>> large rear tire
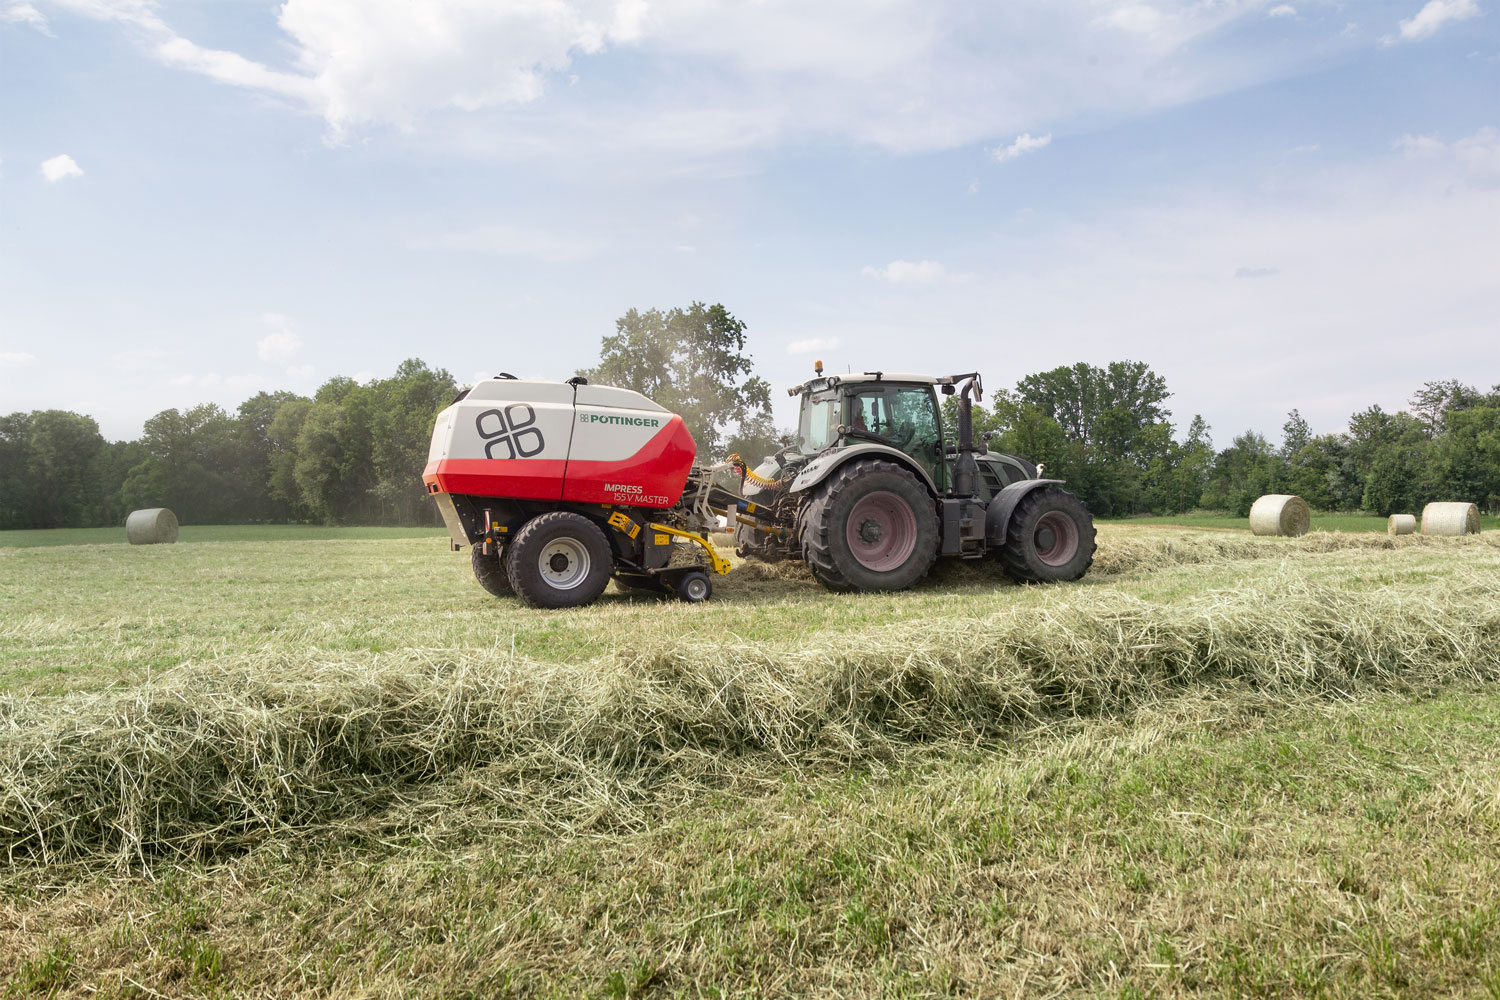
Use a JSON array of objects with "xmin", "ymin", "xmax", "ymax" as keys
[
  {"xmin": 471, "ymin": 544, "xmax": 513, "ymax": 597},
  {"xmin": 998, "ymin": 487, "xmax": 1096, "ymax": 583},
  {"xmin": 802, "ymin": 459, "xmax": 938, "ymax": 592},
  {"xmin": 505, "ymin": 512, "xmax": 614, "ymax": 608}
]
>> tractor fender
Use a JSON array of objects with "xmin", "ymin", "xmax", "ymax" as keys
[
  {"xmin": 787, "ymin": 444, "xmax": 938, "ymax": 496},
  {"xmin": 984, "ymin": 479, "xmax": 1065, "ymax": 546}
]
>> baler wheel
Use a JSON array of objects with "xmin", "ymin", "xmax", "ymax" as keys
[
  {"xmin": 674, "ymin": 571, "xmax": 712, "ymax": 603},
  {"xmin": 505, "ymin": 512, "xmax": 613, "ymax": 608},
  {"xmin": 470, "ymin": 544, "xmax": 513, "ymax": 597}
]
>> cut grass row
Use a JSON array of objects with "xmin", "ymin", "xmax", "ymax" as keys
[{"xmin": 6, "ymin": 686, "xmax": 1500, "ymax": 997}]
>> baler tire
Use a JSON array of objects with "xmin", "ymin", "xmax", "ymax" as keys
[
  {"xmin": 997, "ymin": 486, "xmax": 1096, "ymax": 584},
  {"xmin": 505, "ymin": 512, "xmax": 613, "ymax": 609},
  {"xmin": 471, "ymin": 544, "xmax": 513, "ymax": 597},
  {"xmin": 802, "ymin": 459, "xmax": 938, "ymax": 593},
  {"xmin": 674, "ymin": 571, "xmax": 712, "ymax": 603}
]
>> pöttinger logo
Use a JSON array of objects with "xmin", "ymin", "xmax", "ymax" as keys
[{"xmin": 476, "ymin": 404, "xmax": 545, "ymax": 459}]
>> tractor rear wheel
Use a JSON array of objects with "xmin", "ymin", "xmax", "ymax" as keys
[
  {"xmin": 471, "ymin": 544, "xmax": 513, "ymax": 597},
  {"xmin": 505, "ymin": 512, "xmax": 613, "ymax": 608},
  {"xmin": 803, "ymin": 459, "xmax": 938, "ymax": 592},
  {"xmin": 998, "ymin": 486, "xmax": 1096, "ymax": 583}
]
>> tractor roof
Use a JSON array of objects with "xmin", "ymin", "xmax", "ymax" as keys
[{"xmin": 785, "ymin": 372, "xmax": 977, "ymax": 397}]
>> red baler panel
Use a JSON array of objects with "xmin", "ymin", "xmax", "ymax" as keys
[
  {"xmin": 422, "ymin": 458, "xmax": 567, "ymax": 501},
  {"xmin": 562, "ymin": 416, "xmax": 696, "ymax": 508}
]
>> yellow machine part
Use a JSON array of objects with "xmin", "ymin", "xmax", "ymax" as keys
[{"xmin": 646, "ymin": 523, "xmax": 732, "ymax": 575}]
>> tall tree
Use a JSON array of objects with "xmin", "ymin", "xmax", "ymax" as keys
[{"xmin": 579, "ymin": 302, "xmax": 771, "ymax": 457}]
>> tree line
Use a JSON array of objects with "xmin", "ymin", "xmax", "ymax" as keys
[
  {"xmin": 2, "ymin": 302, "xmax": 1496, "ymax": 530},
  {"xmin": 949, "ymin": 370, "xmax": 1500, "ymax": 518}
]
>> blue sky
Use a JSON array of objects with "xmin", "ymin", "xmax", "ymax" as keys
[{"xmin": 2, "ymin": 0, "xmax": 1497, "ymax": 445}]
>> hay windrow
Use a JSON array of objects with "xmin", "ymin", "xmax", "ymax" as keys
[{"xmin": 3, "ymin": 567, "xmax": 1498, "ymax": 870}]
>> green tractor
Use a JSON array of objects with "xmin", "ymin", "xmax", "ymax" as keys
[{"xmin": 730, "ymin": 368, "xmax": 1096, "ymax": 592}]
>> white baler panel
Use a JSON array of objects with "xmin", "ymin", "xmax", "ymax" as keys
[
  {"xmin": 428, "ymin": 407, "xmax": 454, "ymax": 463},
  {"xmin": 569, "ymin": 404, "xmax": 671, "ymax": 461},
  {"xmin": 465, "ymin": 380, "xmax": 577, "ymax": 405},
  {"xmin": 443, "ymin": 390, "xmax": 575, "ymax": 464},
  {"xmin": 574, "ymin": 384, "xmax": 666, "ymax": 412}
]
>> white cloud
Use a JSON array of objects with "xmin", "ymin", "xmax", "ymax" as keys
[
  {"xmin": 415, "ymin": 224, "xmax": 605, "ymax": 262},
  {"xmin": 1268, "ymin": 4, "xmax": 1297, "ymax": 18},
  {"xmin": 257, "ymin": 313, "xmax": 303, "ymax": 363},
  {"xmin": 0, "ymin": 351, "xmax": 37, "ymax": 368},
  {"xmin": 40, "ymin": 153, "xmax": 82, "ymax": 182},
  {"xmin": 989, "ymin": 132, "xmax": 1052, "ymax": 163},
  {"xmin": 1234, "ymin": 265, "xmax": 1279, "ymax": 278},
  {"xmin": 787, "ymin": 336, "xmax": 840, "ymax": 355},
  {"xmin": 286, "ymin": 364, "xmax": 315, "ymax": 379},
  {"xmin": 1397, "ymin": 0, "xmax": 1480, "ymax": 41},
  {"xmin": 1396, "ymin": 127, "xmax": 1500, "ymax": 182},
  {"xmin": 861, "ymin": 259, "xmax": 956, "ymax": 284},
  {"xmin": 36, "ymin": 0, "xmax": 1375, "ymax": 158},
  {"xmin": 351, "ymin": 370, "xmax": 377, "ymax": 384},
  {"xmin": 2, "ymin": 1, "xmax": 51, "ymax": 33}
]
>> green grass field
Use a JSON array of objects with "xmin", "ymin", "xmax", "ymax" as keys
[{"xmin": 3, "ymin": 525, "xmax": 1499, "ymax": 997}]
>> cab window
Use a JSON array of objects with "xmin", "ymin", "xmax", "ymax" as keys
[{"xmin": 846, "ymin": 386, "xmax": 942, "ymax": 482}]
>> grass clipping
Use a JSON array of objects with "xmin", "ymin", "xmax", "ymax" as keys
[{"xmin": 4, "ymin": 563, "xmax": 1498, "ymax": 870}]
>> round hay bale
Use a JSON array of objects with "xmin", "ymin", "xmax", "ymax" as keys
[
  {"xmin": 1421, "ymin": 502, "xmax": 1481, "ymax": 536},
  {"xmin": 1248, "ymin": 494, "xmax": 1310, "ymax": 537},
  {"xmin": 126, "ymin": 508, "xmax": 179, "ymax": 545},
  {"xmin": 1387, "ymin": 513, "xmax": 1418, "ymax": 536}
]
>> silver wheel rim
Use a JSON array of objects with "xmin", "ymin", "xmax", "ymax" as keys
[
  {"xmin": 538, "ymin": 537, "xmax": 591, "ymax": 590},
  {"xmin": 685, "ymin": 577, "xmax": 708, "ymax": 600}
]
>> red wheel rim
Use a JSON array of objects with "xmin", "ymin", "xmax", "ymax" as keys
[
  {"xmin": 845, "ymin": 491, "xmax": 917, "ymax": 572},
  {"xmin": 1033, "ymin": 510, "xmax": 1080, "ymax": 566}
]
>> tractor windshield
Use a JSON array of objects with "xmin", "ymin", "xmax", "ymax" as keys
[{"xmin": 796, "ymin": 390, "xmax": 840, "ymax": 453}]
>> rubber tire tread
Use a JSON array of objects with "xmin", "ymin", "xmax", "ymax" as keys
[
  {"xmin": 802, "ymin": 459, "xmax": 939, "ymax": 593},
  {"xmin": 504, "ymin": 511, "xmax": 614, "ymax": 608},
  {"xmin": 471, "ymin": 544, "xmax": 513, "ymax": 597},
  {"xmin": 997, "ymin": 486, "xmax": 1097, "ymax": 584}
]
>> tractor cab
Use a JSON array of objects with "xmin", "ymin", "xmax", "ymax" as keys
[{"xmin": 794, "ymin": 373, "xmax": 946, "ymax": 487}]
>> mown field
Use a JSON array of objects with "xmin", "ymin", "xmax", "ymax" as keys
[{"xmin": 2, "ymin": 524, "xmax": 1499, "ymax": 998}]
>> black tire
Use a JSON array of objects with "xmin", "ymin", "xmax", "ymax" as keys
[
  {"xmin": 998, "ymin": 487, "xmax": 1096, "ymax": 584},
  {"xmin": 471, "ymin": 544, "xmax": 513, "ymax": 597},
  {"xmin": 802, "ymin": 459, "xmax": 939, "ymax": 592},
  {"xmin": 504, "ymin": 512, "xmax": 613, "ymax": 609},
  {"xmin": 674, "ymin": 571, "xmax": 712, "ymax": 603}
]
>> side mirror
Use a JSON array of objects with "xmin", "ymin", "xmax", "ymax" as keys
[{"xmin": 941, "ymin": 384, "xmax": 956, "ymax": 395}]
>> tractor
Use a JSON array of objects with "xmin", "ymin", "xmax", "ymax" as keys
[{"xmin": 423, "ymin": 367, "xmax": 1094, "ymax": 608}]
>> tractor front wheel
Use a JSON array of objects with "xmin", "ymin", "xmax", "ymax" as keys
[
  {"xmin": 803, "ymin": 459, "xmax": 938, "ymax": 592},
  {"xmin": 471, "ymin": 543, "xmax": 513, "ymax": 597},
  {"xmin": 505, "ymin": 512, "xmax": 614, "ymax": 608},
  {"xmin": 998, "ymin": 487, "xmax": 1096, "ymax": 583}
]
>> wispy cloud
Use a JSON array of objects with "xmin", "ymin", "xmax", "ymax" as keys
[
  {"xmin": 1268, "ymin": 5, "xmax": 1298, "ymax": 18},
  {"xmin": 861, "ymin": 259, "xmax": 967, "ymax": 284},
  {"xmin": 1, "ymin": 1, "xmax": 51, "ymax": 34},
  {"xmin": 1234, "ymin": 266, "xmax": 1280, "ymax": 278},
  {"xmin": 0, "ymin": 351, "xmax": 37, "ymax": 368},
  {"xmin": 257, "ymin": 313, "xmax": 303, "ymax": 363},
  {"xmin": 787, "ymin": 336, "xmax": 839, "ymax": 355},
  {"xmin": 40, "ymin": 153, "xmax": 82, "ymax": 182},
  {"xmin": 989, "ymin": 132, "xmax": 1052, "ymax": 163},
  {"xmin": 1397, "ymin": 0, "xmax": 1480, "ymax": 41}
]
